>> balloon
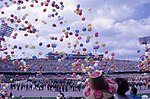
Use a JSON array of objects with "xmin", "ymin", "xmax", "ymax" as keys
[
  {"xmin": 82, "ymin": 27, "xmax": 86, "ymax": 31},
  {"xmin": 80, "ymin": 43, "xmax": 83, "ymax": 47},
  {"xmin": 82, "ymin": 17, "xmax": 86, "ymax": 21},
  {"xmin": 58, "ymin": 59, "xmax": 62, "ymax": 62},
  {"xmin": 39, "ymin": 42, "xmax": 43, "ymax": 46},
  {"xmin": 137, "ymin": 50, "xmax": 140, "ymax": 53},
  {"xmin": 77, "ymin": 4, "xmax": 80, "ymax": 8},
  {"xmin": 47, "ymin": 44, "xmax": 51, "ymax": 48},
  {"xmin": 36, "ymin": 34, "xmax": 39, "ymax": 38},
  {"xmin": 95, "ymin": 41, "xmax": 99, "ymax": 44},
  {"xmin": 14, "ymin": 45, "xmax": 17, "ymax": 48},
  {"xmin": 38, "ymin": 52, "xmax": 42, "ymax": 55},
  {"xmin": 95, "ymin": 32, "xmax": 98, "ymax": 37},
  {"xmin": 105, "ymin": 51, "xmax": 108, "ymax": 54},
  {"xmin": 12, "ymin": 36, "xmax": 16, "ymax": 39},
  {"xmin": 86, "ymin": 39, "xmax": 90, "ymax": 43},
  {"xmin": 52, "ymin": 24, "xmax": 56, "ymax": 27},
  {"xmin": 75, "ymin": 29, "xmax": 79, "ymax": 33},
  {"xmin": 75, "ymin": 33, "xmax": 79, "ymax": 37},
  {"xmin": 111, "ymin": 52, "xmax": 115, "ymax": 56},
  {"xmin": 66, "ymin": 27, "xmax": 70, "ymax": 30},
  {"xmin": 19, "ymin": 47, "xmax": 22, "ymax": 50},
  {"xmin": 102, "ymin": 44, "xmax": 106, "ymax": 47}
]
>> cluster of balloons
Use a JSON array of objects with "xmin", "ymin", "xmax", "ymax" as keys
[{"xmin": 12, "ymin": 59, "xmax": 31, "ymax": 71}]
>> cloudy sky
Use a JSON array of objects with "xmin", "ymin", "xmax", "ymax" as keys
[{"xmin": 0, "ymin": 0, "xmax": 150, "ymax": 60}]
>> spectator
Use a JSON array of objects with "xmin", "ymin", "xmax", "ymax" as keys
[
  {"xmin": 141, "ymin": 95, "xmax": 149, "ymax": 99},
  {"xmin": 114, "ymin": 78, "xmax": 132, "ymax": 99},
  {"xmin": 83, "ymin": 71, "xmax": 118, "ymax": 99},
  {"xmin": 128, "ymin": 87, "xmax": 141, "ymax": 99},
  {"xmin": 56, "ymin": 92, "xmax": 65, "ymax": 99}
]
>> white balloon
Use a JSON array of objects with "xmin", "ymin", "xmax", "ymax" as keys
[{"xmin": 58, "ymin": 59, "xmax": 62, "ymax": 62}]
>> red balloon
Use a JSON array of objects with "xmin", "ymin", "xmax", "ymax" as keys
[
  {"xmin": 52, "ymin": 24, "xmax": 56, "ymax": 27},
  {"xmin": 83, "ymin": 48, "xmax": 86, "ymax": 51},
  {"xmin": 47, "ymin": 44, "xmax": 51, "ymax": 48}
]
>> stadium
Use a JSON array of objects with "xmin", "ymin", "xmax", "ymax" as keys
[{"xmin": 0, "ymin": 0, "xmax": 150, "ymax": 99}]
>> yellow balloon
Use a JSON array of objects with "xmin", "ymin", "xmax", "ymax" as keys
[
  {"xmin": 88, "ymin": 27, "xmax": 92, "ymax": 32},
  {"xmin": 22, "ymin": 6, "xmax": 26, "ymax": 9},
  {"xmin": 72, "ymin": 63, "xmax": 75, "ymax": 66},
  {"xmin": 25, "ymin": 56, "xmax": 29, "ymax": 60},
  {"xmin": 81, "ymin": 64, "xmax": 84, "ymax": 69},
  {"xmin": 7, "ymin": 18, "xmax": 10, "ymax": 21},
  {"xmin": 95, "ymin": 41, "xmax": 99, "ymax": 44},
  {"xmin": 88, "ymin": 24, "xmax": 91, "ymax": 27},
  {"xmin": 86, "ymin": 67, "xmax": 89, "ymax": 71},
  {"xmin": 88, "ymin": 72, "xmax": 91, "ymax": 76},
  {"xmin": 82, "ymin": 51, "xmax": 86, "ymax": 55},
  {"xmin": 102, "ymin": 44, "xmax": 106, "ymax": 47},
  {"xmin": 95, "ymin": 70, "xmax": 99, "ymax": 72},
  {"xmin": 62, "ymin": 29, "xmax": 65, "ymax": 32},
  {"xmin": 17, "ymin": 18, "xmax": 21, "ymax": 23}
]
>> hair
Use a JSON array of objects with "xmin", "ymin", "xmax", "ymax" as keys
[
  {"xmin": 114, "ymin": 78, "xmax": 129, "ymax": 95},
  {"xmin": 131, "ymin": 87, "xmax": 137, "ymax": 95}
]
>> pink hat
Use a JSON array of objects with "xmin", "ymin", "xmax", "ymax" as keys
[{"xmin": 83, "ymin": 71, "xmax": 118, "ymax": 99}]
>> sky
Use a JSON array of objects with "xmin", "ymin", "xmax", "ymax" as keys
[{"xmin": 0, "ymin": 0, "xmax": 150, "ymax": 60}]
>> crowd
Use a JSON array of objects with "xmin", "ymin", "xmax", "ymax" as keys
[
  {"xmin": 0, "ymin": 73, "xmax": 150, "ymax": 99},
  {"xmin": 0, "ymin": 58, "xmax": 141, "ymax": 72}
]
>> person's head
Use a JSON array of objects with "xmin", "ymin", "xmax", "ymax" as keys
[
  {"xmin": 114, "ymin": 78, "xmax": 129, "ymax": 95},
  {"xmin": 141, "ymin": 95, "xmax": 149, "ymax": 99},
  {"xmin": 130, "ymin": 87, "xmax": 137, "ymax": 95},
  {"xmin": 56, "ymin": 92, "xmax": 65, "ymax": 99},
  {"xmin": 83, "ymin": 71, "xmax": 118, "ymax": 99}
]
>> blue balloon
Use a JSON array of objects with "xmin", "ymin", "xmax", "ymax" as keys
[
  {"xmin": 75, "ymin": 29, "xmax": 79, "ymax": 33},
  {"xmin": 39, "ymin": 42, "xmax": 43, "ymax": 46},
  {"xmin": 86, "ymin": 39, "xmax": 90, "ymax": 43},
  {"xmin": 68, "ymin": 54, "xmax": 73, "ymax": 59},
  {"xmin": 145, "ymin": 49, "xmax": 148, "ymax": 52},
  {"xmin": 77, "ymin": 4, "xmax": 80, "ymax": 8},
  {"xmin": 88, "ymin": 53, "xmax": 92, "ymax": 56},
  {"xmin": 19, "ymin": 28, "xmax": 23, "ymax": 31},
  {"xmin": 82, "ymin": 28, "xmax": 86, "ymax": 32},
  {"xmin": 4, "ymin": 52, "xmax": 8, "ymax": 54},
  {"xmin": 32, "ymin": 55, "xmax": 37, "ymax": 59},
  {"xmin": 137, "ymin": 50, "xmax": 140, "ymax": 53},
  {"xmin": 66, "ymin": 27, "xmax": 70, "ymax": 30},
  {"xmin": 66, "ymin": 74, "xmax": 70, "ymax": 77},
  {"xmin": 80, "ymin": 43, "xmax": 83, "ymax": 47},
  {"xmin": 52, "ymin": 1, "xmax": 55, "ymax": 4},
  {"xmin": 32, "ymin": 28, "xmax": 36, "ymax": 33},
  {"xmin": 14, "ymin": 45, "xmax": 17, "ymax": 48},
  {"xmin": 55, "ymin": 12, "xmax": 58, "ymax": 16}
]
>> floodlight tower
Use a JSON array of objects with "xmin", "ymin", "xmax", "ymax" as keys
[
  {"xmin": 93, "ymin": 45, "xmax": 99, "ymax": 55},
  {"xmin": 51, "ymin": 43, "xmax": 57, "ymax": 53}
]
